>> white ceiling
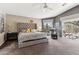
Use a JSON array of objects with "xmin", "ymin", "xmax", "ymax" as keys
[{"xmin": 0, "ymin": 3, "xmax": 78, "ymax": 19}]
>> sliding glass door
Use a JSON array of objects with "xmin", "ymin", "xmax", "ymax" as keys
[{"xmin": 62, "ymin": 18, "xmax": 79, "ymax": 39}]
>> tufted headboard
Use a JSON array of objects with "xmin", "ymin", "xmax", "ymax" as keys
[{"xmin": 17, "ymin": 23, "xmax": 37, "ymax": 32}]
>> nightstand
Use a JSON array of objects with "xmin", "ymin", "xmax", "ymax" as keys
[
  {"xmin": 7, "ymin": 32, "xmax": 19, "ymax": 40},
  {"xmin": 51, "ymin": 34, "xmax": 58, "ymax": 39},
  {"xmin": 50, "ymin": 29, "xmax": 58, "ymax": 39}
]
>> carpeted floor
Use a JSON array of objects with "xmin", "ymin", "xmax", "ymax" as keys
[{"xmin": 0, "ymin": 37, "xmax": 79, "ymax": 55}]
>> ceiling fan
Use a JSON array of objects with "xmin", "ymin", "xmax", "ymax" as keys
[{"xmin": 42, "ymin": 3, "xmax": 53, "ymax": 10}]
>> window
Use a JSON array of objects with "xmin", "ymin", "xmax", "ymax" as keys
[{"xmin": 0, "ymin": 15, "xmax": 4, "ymax": 33}]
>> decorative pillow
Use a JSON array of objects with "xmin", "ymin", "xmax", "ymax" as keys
[
  {"xmin": 27, "ymin": 29, "xmax": 32, "ymax": 32},
  {"xmin": 21, "ymin": 29, "xmax": 27, "ymax": 32}
]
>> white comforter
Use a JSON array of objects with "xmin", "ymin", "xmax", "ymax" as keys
[{"xmin": 18, "ymin": 32, "xmax": 47, "ymax": 42}]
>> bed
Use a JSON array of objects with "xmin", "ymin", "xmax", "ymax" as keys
[
  {"xmin": 17, "ymin": 23, "xmax": 48, "ymax": 48},
  {"xmin": 18, "ymin": 32, "xmax": 48, "ymax": 48}
]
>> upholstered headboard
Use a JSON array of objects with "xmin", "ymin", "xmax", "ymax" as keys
[{"xmin": 17, "ymin": 23, "xmax": 37, "ymax": 32}]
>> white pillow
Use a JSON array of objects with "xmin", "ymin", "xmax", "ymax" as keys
[{"xmin": 32, "ymin": 29, "xmax": 38, "ymax": 32}]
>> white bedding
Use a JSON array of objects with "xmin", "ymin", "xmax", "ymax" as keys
[{"xmin": 18, "ymin": 32, "xmax": 48, "ymax": 48}]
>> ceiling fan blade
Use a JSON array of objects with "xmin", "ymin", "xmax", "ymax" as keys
[{"xmin": 47, "ymin": 7, "xmax": 53, "ymax": 10}]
